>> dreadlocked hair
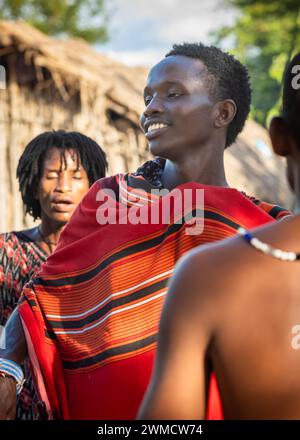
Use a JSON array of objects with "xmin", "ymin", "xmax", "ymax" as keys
[{"xmin": 17, "ymin": 130, "xmax": 108, "ymax": 220}]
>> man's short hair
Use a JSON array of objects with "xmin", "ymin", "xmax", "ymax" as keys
[
  {"xmin": 283, "ymin": 52, "xmax": 300, "ymax": 147},
  {"xmin": 165, "ymin": 43, "xmax": 252, "ymax": 148}
]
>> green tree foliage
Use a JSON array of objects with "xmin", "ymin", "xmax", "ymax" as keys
[
  {"xmin": 0, "ymin": 0, "xmax": 108, "ymax": 43},
  {"xmin": 214, "ymin": 0, "xmax": 300, "ymax": 126}
]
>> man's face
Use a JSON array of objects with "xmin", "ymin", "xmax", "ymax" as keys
[
  {"xmin": 140, "ymin": 55, "xmax": 216, "ymax": 160},
  {"xmin": 37, "ymin": 147, "xmax": 90, "ymax": 225}
]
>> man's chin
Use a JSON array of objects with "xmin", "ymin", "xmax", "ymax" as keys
[
  {"xmin": 51, "ymin": 212, "xmax": 73, "ymax": 225},
  {"xmin": 149, "ymin": 142, "xmax": 171, "ymax": 159},
  {"xmin": 149, "ymin": 143, "xmax": 181, "ymax": 163}
]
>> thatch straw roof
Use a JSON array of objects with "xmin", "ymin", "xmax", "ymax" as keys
[
  {"xmin": 0, "ymin": 20, "xmax": 147, "ymax": 124},
  {"xmin": 225, "ymin": 120, "xmax": 293, "ymax": 207}
]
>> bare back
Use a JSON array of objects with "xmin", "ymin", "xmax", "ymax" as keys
[
  {"xmin": 138, "ymin": 215, "xmax": 300, "ymax": 419},
  {"xmin": 211, "ymin": 216, "xmax": 300, "ymax": 418}
]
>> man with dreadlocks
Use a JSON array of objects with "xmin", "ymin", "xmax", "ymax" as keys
[
  {"xmin": 0, "ymin": 43, "xmax": 291, "ymax": 420},
  {"xmin": 138, "ymin": 52, "xmax": 300, "ymax": 420},
  {"xmin": 0, "ymin": 130, "xmax": 107, "ymax": 419}
]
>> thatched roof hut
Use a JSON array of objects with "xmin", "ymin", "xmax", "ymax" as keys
[
  {"xmin": 224, "ymin": 120, "xmax": 293, "ymax": 207},
  {"xmin": 0, "ymin": 20, "xmax": 293, "ymax": 231}
]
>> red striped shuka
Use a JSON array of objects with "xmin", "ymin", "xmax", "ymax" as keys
[{"xmin": 18, "ymin": 167, "xmax": 290, "ymax": 420}]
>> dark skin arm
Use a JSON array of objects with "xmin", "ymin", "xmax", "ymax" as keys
[
  {"xmin": 137, "ymin": 250, "xmax": 216, "ymax": 420},
  {"xmin": 0, "ymin": 308, "xmax": 27, "ymax": 420}
]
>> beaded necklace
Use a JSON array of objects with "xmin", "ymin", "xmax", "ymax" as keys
[{"xmin": 237, "ymin": 227, "xmax": 300, "ymax": 262}]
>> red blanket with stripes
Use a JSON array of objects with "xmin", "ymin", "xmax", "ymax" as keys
[{"xmin": 18, "ymin": 174, "xmax": 283, "ymax": 419}]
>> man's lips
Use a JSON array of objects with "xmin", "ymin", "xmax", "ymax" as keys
[
  {"xmin": 144, "ymin": 122, "xmax": 170, "ymax": 140},
  {"xmin": 51, "ymin": 198, "xmax": 74, "ymax": 212}
]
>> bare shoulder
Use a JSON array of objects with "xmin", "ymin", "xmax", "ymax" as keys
[
  {"xmin": 163, "ymin": 236, "xmax": 250, "ymax": 333},
  {"xmin": 171, "ymin": 236, "xmax": 247, "ymax": 301}
]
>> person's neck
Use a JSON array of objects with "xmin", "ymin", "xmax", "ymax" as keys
[
  {"xmin": 39, "ymin": 216, "xmax": 65, "ymax": 245},
  {"xmin": 161, "ymin": 149, "xmax": 228, "ymax": 191}
]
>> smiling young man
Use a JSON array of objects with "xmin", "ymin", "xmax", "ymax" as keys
[
  {"xmin": 0, "ymin": 43, "xmax": 290, "ymax": 420},
  {"xmin": 138, "ymin": 53, "xmax": 300, "ymax": 420},
  {"xmin": 141, "ymin": 46, "xmax": 244, "ymax": 190}
]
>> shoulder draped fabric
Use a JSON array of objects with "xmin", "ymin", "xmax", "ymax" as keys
[{"xmin": 18, "ymin": 172, "xmax": 288, "ymax": 419}]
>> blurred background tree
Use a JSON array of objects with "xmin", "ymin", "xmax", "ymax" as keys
[
  {"xmin": 0, "ymin": 0, "xmax": 108, "ymax": 43},
  {"xmin": 214, "ymin": 0, "xmax": 300, "ymax": 127}
]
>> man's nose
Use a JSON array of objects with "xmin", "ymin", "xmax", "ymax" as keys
[
  {"xmin": 143, "ymin": 95, "xmax": 164, "ymax": 118},
  {"xmin": 55, "ymin": 174, "xmax": 72, "ymax": 192}
]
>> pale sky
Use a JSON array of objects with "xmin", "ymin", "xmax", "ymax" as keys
[{"xmin": 99, "ymin": 0, "xmax": 237, "ymax": 66}]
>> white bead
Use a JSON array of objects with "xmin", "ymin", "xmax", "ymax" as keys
[
  {"xmin": 287, "ymin": 252, "xmax": 296, "ymax": 261},
  {"xmin": 242, "ymin": 229, "xmax": 299, "ymax": 262},
  {"xmin": 273, "ymin": 249, "xmax": 283, "ymax": 258}
]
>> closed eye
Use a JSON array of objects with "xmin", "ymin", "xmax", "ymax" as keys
[{"xmin": 73, "ymin": 171, "xmax": 84, "ymax": 180}]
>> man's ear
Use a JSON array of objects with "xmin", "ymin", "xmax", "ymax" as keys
[
  {"xmin": 214, "ymin": 99, "xmax": 237, "ymax": 128},
  {"xmin": 269, "ymin": 116, "xmax": 292, "ymax": 157}
]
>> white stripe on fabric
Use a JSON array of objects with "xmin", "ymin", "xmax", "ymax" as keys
[
  {"xmin": 54, "ymin": 290, "xmax": 167, "ymax": 335},
  {"xmin": 120, "ymin": 195, "xmax": 144, "ymax": 207},
  {"xmin": 46, "ymin": 269, "xmax": 173, "ymax": 320},
  {"xmin": 119, "ymin": 180, "xmax": 154, "ymax": 203}
]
